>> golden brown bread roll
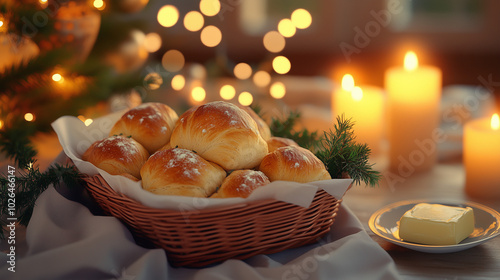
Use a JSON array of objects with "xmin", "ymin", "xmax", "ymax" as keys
[
  {"xmin": 211, "ymin": 170, "xmax": 270, "ymax": 198},
  {"xmin": 266, "ymin": 136, "xmax": 299, "ymax": 153},
  {"xmin": 170, "ymin": 101, "xmax": 268, "ymax": 171},
  {"xmin": 140, "ymin": 148, "xmax": 226, "ymax": 197},
  {"xmin": 82, "ymin": 135, "xmax": 149, "ymax": 180},
  {"xmin": 109, "ymin": 102, "xmax": 179, "ymax": 154},
  {"xmin": 238, "ymin": 105, "xmax": 271, "ymax": 141},
  {"xmin": 259, "ymin": 145, "xmax": 331, "ymax": 183}
]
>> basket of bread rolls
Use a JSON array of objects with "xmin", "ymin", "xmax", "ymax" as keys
[{"xmin": 56, "ymin": 100, "xmax": 357, "ymax": 267}]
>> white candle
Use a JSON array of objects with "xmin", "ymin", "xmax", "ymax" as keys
[
  {"xmin": 333, "ymin": 74, "xmax": 385, "ymax": 155},
  {"xmin": 464, "ymin": 114, "xmax": 500, "ymax": 198},
  {"xmin": 385, "ymin": 51, "xmax": 442, "ymax": 173}
]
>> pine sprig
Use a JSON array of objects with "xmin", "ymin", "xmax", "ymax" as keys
[
  {"xmin": 269, "ymin": 110, "xmax": 322, "ymax": 151},
  {"xmin": 315, "ymin": 115, "xmax": 380, "ymax": 186},
  {"xmin": 0, "ymin": 162, "xmax": 82, "ymax": 239}
]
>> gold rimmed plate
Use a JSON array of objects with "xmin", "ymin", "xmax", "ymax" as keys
[{"xmin": 368, "ymin": 199, "xmax": 500, "ymax": 253}]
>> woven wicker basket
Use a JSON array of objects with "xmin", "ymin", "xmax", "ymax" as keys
[{"xmin": 83, "ymin": 174, "xmax": 343, "ymax": 267}]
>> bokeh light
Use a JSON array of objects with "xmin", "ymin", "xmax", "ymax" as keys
[
  {"xmin": 162, "ymin": 49, "xmax": 185, "ymax": 72},
  {"xmin": 278, "ymin": 19, "xmax": 296, "ymax": 38},
  {"xmin": 158, "ymin": 5, "xmax": 179, "ymax": 28},
  {"xmin": 84, "ymin": 119, "xmax": 93, "ymax": 126},
  {"xmin": 24, "ymin": 113, "xmax": 35, "ymax": 122},
  {"xmin": 52, "ymin": 73, "xmax": 64, "ymax": 82},
  {"xmin": 270, "ymin": 82, "xmax": 286, "ymax": 99},
  {"xmin": 200, "ymin": 25, "xmax": 222, "ymax": 47},
  {"xmin": 144, "ymin": 33, "xmax": 162, "ymax": 53},
  {"xmin": 272, "ymin": 56, "xmax": 291, "ymax": 74},
  {"xmin": 291, "ymin": 8, "xmax": 312, "ymax": 29},
  {"xmin": 144, "ymin": 72, "xmax": 163, "ymax": 90},
  {"xmin": 200, "ymin": 0, "xmax": 221, "ymax": 17},
  {"xmin": 191, "ymin": 86, "xmax": 206, "ymax": 102},
  {"xmin": 171, "ymin": 74, "xmax": 185, "ymax": 91},
  {"xmin": 93, "ymin": 0, "xmax": 105, "ymax": 10},
  {"xmin": 184, "ymin": 11, "xmax": 204, "ymax": 32},
  {"xmin": 238, "ymin": 91, "xmax": 253, "ymax": 106},
  {"xmin": 263, "ymin": 31, "xmax": 285, "ymax": 53},
  {"xmin": 233, "ymin": 63, "xmax": 252, "ymax": 80},
  {"xmin": 220, "ymin": 84, "xmax": 236, "ymax": 100},
  {"xmin": 253, "ymin": 71, "xmax": 271, "ymax": 87}
]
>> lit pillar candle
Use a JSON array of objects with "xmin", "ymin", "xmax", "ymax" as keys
[
  {"xmin": 464, "ymin": 114, "xmax": 500, "ymax": 198},
  {"xmin": 333, "ymin": 74, "xmax": 385, "ymax": 155},
  {"xmin": 385, "ymin": 51, "xmax": 442, "ymax": 173}
]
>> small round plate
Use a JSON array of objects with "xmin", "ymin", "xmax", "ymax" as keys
[{"xmin": 368, "ymin": 199, "xmax": 500, "ymax": 253}]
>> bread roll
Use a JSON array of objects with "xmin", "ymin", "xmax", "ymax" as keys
[
  {"xmin": 82, "ymin": 135, "xmax": 149, "ymax": 180},
  {"xmin": 170, "ymin": 101, "xmax": 268, "ymax": 171},
  {"xmin": 239, "ymin": 105, "xmax": 271, "ymax": 141},
  {"xmin": 140, "ymin": 148, "xmax": 226, "ymax": 197},
  {"xmin": 211, "ymin": 170, "xmax": 270, "ymax": 198},
  {"xmin": 267, "ymin": 136, "xmax": 299, "ymax": 153},
  {"xmin": 109, "ymin": 102, "xmax": 179, "ymax": 154},
  {"xmin": 259, "ymin": 146, "xmax": 331, "ymax": 183}
]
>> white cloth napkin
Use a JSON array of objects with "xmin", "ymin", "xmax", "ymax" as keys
[{"xmin": 0, "ymin": 183, "xmax": 402, "ymax": 280}]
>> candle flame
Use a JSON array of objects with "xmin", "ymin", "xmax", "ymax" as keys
[
  {"xmin": 491, "ymin": 114, "xmax": 499, "ymax": 130},
  {"xmin": 351, "ymin": 86, "xmax": 363, "ymax": 101},
  {"xmin": 404, "ymin": 51, "xmax": 418, "ymax": 71},
  {"xmin": 341, "ymin": 74, "xmax": 355, "ymax": 92}
]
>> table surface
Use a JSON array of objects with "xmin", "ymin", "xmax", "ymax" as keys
[{"xmin": 343, "ymin": 154, "xmax": 500, "ymax": 279}]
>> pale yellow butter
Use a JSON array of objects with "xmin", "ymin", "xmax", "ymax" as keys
[{"xmin": 399, "ymin": 203, "xmax": 475, "ymax": 245}]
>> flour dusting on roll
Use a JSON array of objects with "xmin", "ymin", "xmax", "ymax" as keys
[
  {"xmin": 82, "ymin": 135, "xmax": 149, "ymax": 180},
  {"xmin": 170, "ymin": 101, "xmax": 268, "ymax": 170},
  {"xmin": 259, "ymin": 145, "xmax": 331, "ymax": 183},
  {"xmin": 211, "ymin": 170, "xmax": 270, "ymax": 198},
  {"xmin": 141, "ymin": 148, "xmax": 226, "ymax": 197},
  {"xmin": 110, "ymin": 102, "xmax": 178, "ymax": 154}
]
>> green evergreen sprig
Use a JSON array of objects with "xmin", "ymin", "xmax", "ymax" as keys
[
  {"xmin": 269, "ymin": 110, "xmax": 322, "ymax": 151},
  {"xmin": 0, "ymin": 162, "xmax": 82, "ymax": 239},
  {"xmin": 315, "ymin": 115, "xmax": 380, "ymax": 186}
]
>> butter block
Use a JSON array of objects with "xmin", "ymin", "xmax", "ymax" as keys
[{"xmin": 399, "ymin": 203, "xmax": 475, "ymax": 245}]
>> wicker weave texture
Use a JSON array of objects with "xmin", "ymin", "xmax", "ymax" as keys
[{"xmin": 84, "ymin": 175, "xmax": 341, "ymax": 267}]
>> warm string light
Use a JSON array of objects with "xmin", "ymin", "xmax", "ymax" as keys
[
  {"xmin": 52, "ymin": 73, "xmax": 64, "ymax": 83},
  {"xmin": 270, "ymin": 82, "xmax": 286, "ymax": 99},
  {"xmin": 238, "ymin": 91, "xmax": 253, "ymax": 106},
  {"xmin": 253, "ymin": 71, "xmax": 271, "ymax": 87},
  {"xmin": 220, "ymin": 85, "xmax": 236, "ymax": 100},
  {"xmin": 272, "ymin": 56, "xmax": 291, "ymax": 74},
  {"xmin": 191, "ymin": 86, "xmax": 206, "ymax": 102},
  {"xmin": 184, "ymin": 11, "xmax": 204, "ymax": 32},
  {"xmin": 162, "ymin": 49, "xmax": 185, "ymax": 72},
  {"xmin": 158, "ymin": 5, "xmax": 179, "ymax": 27},
  {"xmin": 78, "ymin": 115, "xmax": 93, "ymax": 126},
  {"xmin": 291, "ymin": 8, "xmax": 312, "ymax": 29},
  {"xmin": 144, "ymin": 33, "xmax": 162, "ymax": 53},
  {"xmin": 233, "ymin": 63, "xmax": 252, "ymax": 80},
  {"xmin": 171, "ymin": 74, "xmax": 185, "ymax": 91},
  {"xmin": 200, "ymin": 25, "xmax": 222, "ymax": 47},
  {"xmin": 93, "ymin": 0, "xmax": 105, "ymax": 11},
  {"xmin": 24, "ymin": 113, "xmax": 35, "ymax": 122},
  {"xmin": 199, "ymin": 0, "xmax": 221, "ymax": 17}
]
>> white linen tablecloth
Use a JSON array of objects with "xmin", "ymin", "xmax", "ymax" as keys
[{"xmin": 0, "ymin": 170, "xmax": 402, "ymax": 280}]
